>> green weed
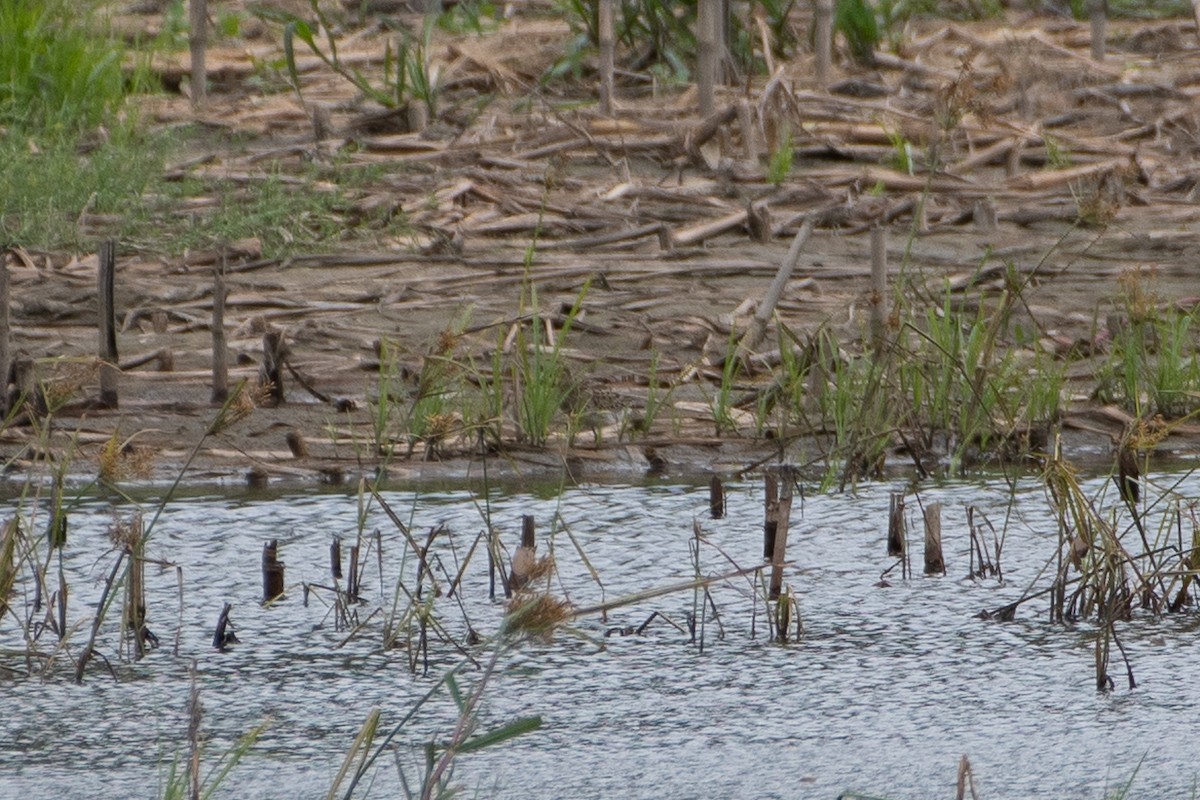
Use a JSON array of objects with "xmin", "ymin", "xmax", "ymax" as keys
[
  {"xmin": 512, "ymin": 282, "xmax": 589, "ymax": 446},
  {"xmin": 1098, "ymin": 270, "xmax": 1200, "ymax": 419},
  {"xmin": 0, "ymin": 0, "xmax": 136, "ymax": 136},
  {"xmin": 154, "ymin": 0, "xmax": 191, "ymax": 51},
  {"xmin": 0, "ymin": 130, "xmax": 168, "ymax": 250},
  {"xmin": 635, "ymin": 351, "xmax": 676, "ymax": 437},
  {"xmin": 437, "ymin": 0, "xmax": 502, "ymax": 34},
  {"xmin": 768, "ymin": 128, "xmax": 795, "ymax": 185},
  {"xmin": 275, "ymin": 1, "xmax": 440, "ymax": 115},
  {"xmin": 898, "ymin": 285, "xmax": 1062, "ymax": 469},
  {"xmin": 709, "ymin": 332, "xmax": 743, "ymax": 435},
  {"xmin": 836, "ymin": 0, "xmax": 879, "ymax": 65},
  {"xmin": 1045, "ymin": 135, "xmax": 1071, "ymax": 169},
  {"xmin": 548, "ymin": 0, "xmax": 799, "ymax": 86},
  {"xmin": 886, "ymin": 129, "xmax": 914, "ymax": 175}
]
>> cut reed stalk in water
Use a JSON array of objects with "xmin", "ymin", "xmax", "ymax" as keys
[
  {"xmin": 709, "ymin": 474, "xmax": 725, "ymax": 519},
  {"xmin": 262, "ymin": 540, "xmax": 285, "ymax": 603},
  {"xmin": 956, "ymin": 755, "xmax": 980, "ymax": 800},
  {"xmin": 923, "ymin": 502, "xmax": 945, "ymax": 576},
  {"xmin": 763, "ymin": 469, "xmax": 778, "ymax": 560},
  {"xmin": 347, "ymin": 542, "xmax": 361, "ymax": 602},
  {"xmin": 510, "ymin": 515, "xmax": 536, "ymax": 591},
  {"xmin": 888, "ymin": 491, "xmax": 905, "ymax": 557},
  {"xmin": 123, "ymin": 537, "xmax": 154, "ymax": 660},
  {"xmin": 769, "ymin": 467, "xmax": 794, "ymax": 600},
  {"xmin": 246, "ymin": 467, "xmax": 268, "ymax": 490}
]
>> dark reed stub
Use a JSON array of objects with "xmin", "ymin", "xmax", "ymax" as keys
[
  {"xmin": 767, "ymin": 467, "xmax": 795, "ymax": 601},
  {"xmin": 887, "ymin": 493, "xmax": 905, "ymax": 557},
  {"xmin": 212, "ymin": 602, "xmax": 238, "ymax": 651},
  {"xmin": 97, "ymin": 240, "xmax": 119, "ymax": 410},
  {"xmin": 246, "ymin": 467, "xmax": 269, "ymax": 490},
  {"xmin": 763, "ymin": 470, "xmax": 778, "ymax": 560},
  {"xmin": 710, "ymin": 474, "xmax": 725, "ymax": 519},
  {"xmin": 262, "ymin": 539, "xmax": 285, "ymax": 603},
  {"xmin": 330, "ymin": 537, "xmax": 342, "ymax": 580},
  {"xmin": 285, "ymin": 430, "xmax": 308, "ymax": 459}
]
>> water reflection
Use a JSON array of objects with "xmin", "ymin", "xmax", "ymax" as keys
[{"xmin": 0, "ymin": 473, "xmax": 1198, "ymax": 798}]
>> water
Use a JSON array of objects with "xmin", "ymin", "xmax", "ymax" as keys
[{"xmin": 2, "ymin": 473, "xmax": 1199, "ymax": 799}]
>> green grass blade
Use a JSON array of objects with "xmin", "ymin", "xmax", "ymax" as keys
[{"xmin": 455, "ymin": 715, "xmax": 542, "ymax": 754}]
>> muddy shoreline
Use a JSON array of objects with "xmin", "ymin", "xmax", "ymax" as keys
[{"xmin": 6, "ymin": 5, "xmax": 1200, "ymax": 488}]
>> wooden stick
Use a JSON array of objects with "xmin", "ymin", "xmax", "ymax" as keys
[
  {"xmin": 571, "ymin": 563, "xmax": 766, "ymax": 618},
  {"xmin": 681, "ymin": 104, "xmax": 738, "ymax": 160},
  {"xmin": 119, "ymin": 348, "xmax": 173, "ymax": 372},
  {"xmin": 598, "ymin": 0, "xmax": 615, "ymax": 115},
  {"xmin": 539, "ymin": 222, "xmax": 663, "ymax": 251},
  {"xmin": 211, "ymin": 264, "xmax": 228, "ymax": 404},
  {"xmin": 697, "ymin": 0, "xmax": 719, "ymax": 117},
  {"xmin": 736, "ymin": 217, "xmax": 815, "ymax": 358},
  {"xmin": 1089, "ymin": 0, "xmax": 1107, "ymax": 62},
  {"xmin": 954, "ymin": 135, "xmax": 1024, "ymax": 173},
  {"xmin": 98, "ymin": 240, "xmax": 119, "ymax": 409},
  {"xmin": 815, "ymin": 0, "xmax": 833, "ymax": 88},
  {"xmin": 1006, "ymin": 157, "xmax": 1129, "ymax": 192},
  {"xmin": 672, "ymin": 207, "xmax": 751, "ymax": 248},
  {"xmin": 189, "ymin": 0, "xmax": 208, "ymax": 108}
]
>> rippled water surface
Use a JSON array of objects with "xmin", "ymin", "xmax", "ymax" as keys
[{"xmin": 3, "ymin": 472, "xmax": 1200, "ymax": 799}]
